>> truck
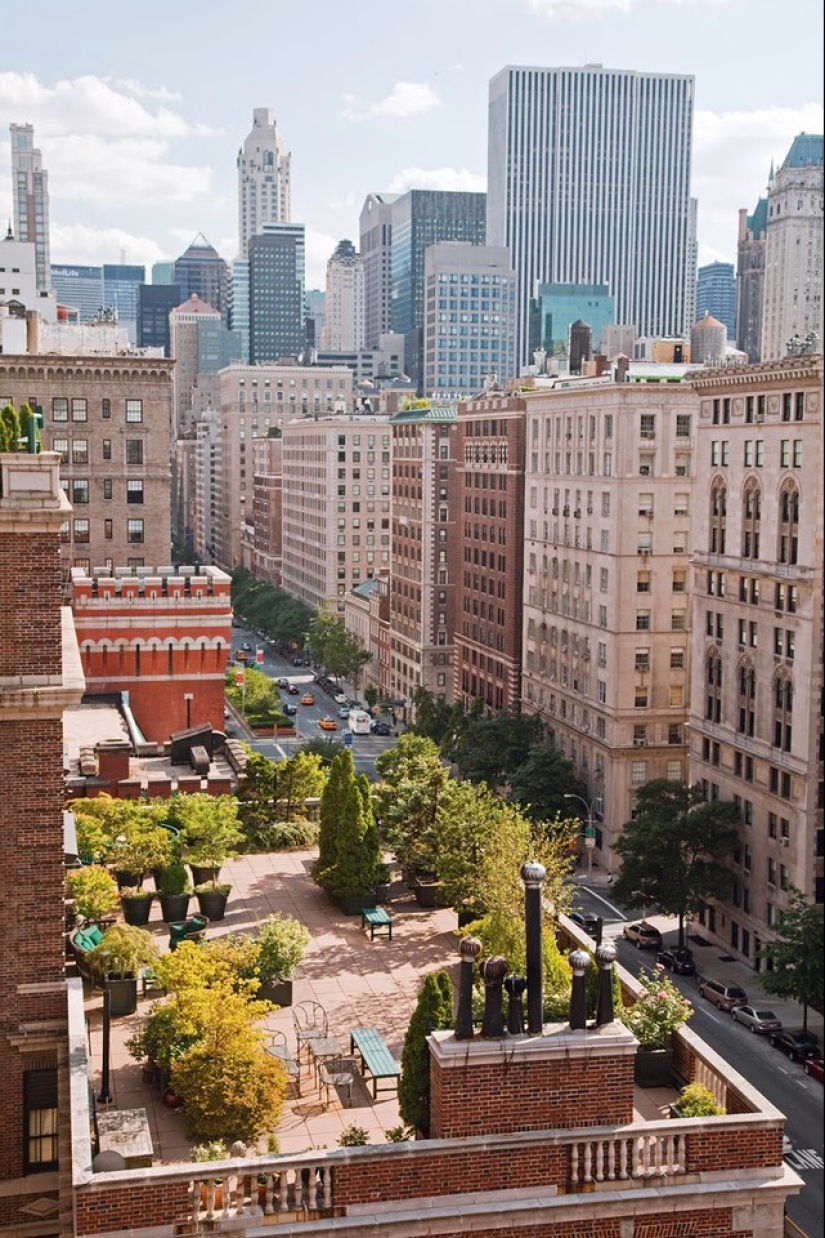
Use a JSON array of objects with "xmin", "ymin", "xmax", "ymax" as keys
[{"xmin": 347, "ymin": 709, "xmax": 372, "ymax": 735}]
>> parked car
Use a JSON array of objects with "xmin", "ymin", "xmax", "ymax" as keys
[
  {"xmin": 622, "ymin": 922, "xmax": 663, "ymax": 951},
  {"xmin": 656, "ymin": 947, "xmax": 696, "ymax": 975},
  {"xmin": 292, "ymin": 657, "xmax": 304, "ymax": 667},
  {"xmin": 318, "ymin": 717, "xmax": 338, "ymax": 731},
  {"xmin": 698, "ymin": 978, "xmax": 749, "ymax": 1011},
  {"xmin": 370, "ymin": 720, "xmax": 392, "ymax": 736},
  {"xmin": 282, "ymin": 702, "xmax": 298, "ymax": 716},
  {"xmin": 767, "ymin": 1028, "xmax": 821, "ymax": 1062},
  {"xmin": 730, "ymin": 1005, "xmax": 783, "ymax": 1034},
  {"xmin": 287, "ymin": 683, "xmax": 301, "ymax": 695},
  {"xmin": 570, "ymin": 911, "xmax": 601, "ymax": 937},
  {"xmin": 300, "ymin": 693, "xmax": 315, "ymax": 706},
  {"xmin": 235, "ymin": 650, "xmax": 249, "ymax": 662},
  {"xmin": 334, "ymin": 693, "xmax": 349, "ymax": 705},
  {"xmin": 803, "ymin": 1056, "xmax": 824, "ymax": 1083},
  {"xmin": 241, "ymin": 641, "xmax": 252, "ymax": 651}
]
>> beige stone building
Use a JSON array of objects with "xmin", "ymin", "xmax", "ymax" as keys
[
  {"xmin": 686, "ymin": 354, "xmax": 823, "ymax": 962},
  {"xmin": 0, "ymin": 353, "xmax": 173, "ymax": 577},
  {"xmin": 211, "ymin": 362, "xmax": 352, "ymax": 570},
  {"xmin": 280, "ymin": 415, "xmax": 391, "ymax": 613},
  {"xmin": 520, "ymin": 374, "xmax": 697, "ymax": 874}
]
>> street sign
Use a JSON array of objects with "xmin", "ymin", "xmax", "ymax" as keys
[
  {"xmin": 256, "ymin": 647, "xmax": 264, "ymax": 665},
  {"xmin": 343, "ymin": 731, "xmax": 353, "ymax": 747},
  {"xmin": 235, "ymin": 668, "xmax": 244, "ymax": 686}
]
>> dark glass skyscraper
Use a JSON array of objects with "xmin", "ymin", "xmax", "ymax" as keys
[
  {"xmin": 696, "ymin": 261, "xmax": 736, "ymax": 339},
  {"xmin": 390, "ymin": 190, "xmax": 487, "ymax": 391},
  {"xmin": 174, "ymin": 234, "xmax": 230, "ymax": 325},
  {"xmin": 248, "ymin": 224, "xmax": 305, "ymax": 363},
  {"xmin": 137, "ymin": 283, "xmax": 181, "ymax": 354}
]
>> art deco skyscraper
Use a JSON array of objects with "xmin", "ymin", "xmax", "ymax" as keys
[
  {"xmin": 237, "ymin": 108, "xmax": 292, "ymax": 258},
  {"xmin": 10, "ymin": 122, "xmax": 51, "ymax": 292},
  {"xmin": 487, "ymin": 65, "xmax": 694, "ymax": 366},
  {"xmin": 321, "ymin": 239, "xmax": 364, "ymax": 352}
]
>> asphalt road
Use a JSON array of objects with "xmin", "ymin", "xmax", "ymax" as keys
[
  {"xmin": 227, "ymin": 626, "xmax": 395, "ymax": 777},
  {"xmin": 572, "ymin": 884, "xmax": 824, "ymax": 1237}
]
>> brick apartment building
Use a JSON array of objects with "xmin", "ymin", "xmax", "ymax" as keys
[
  {"xmin": 71, "ymin": 563, "xmax": 232, "ymax": 743},
  {"xmin": 454, "ymin": 393, "xmax": 528, "ymax": 713},
  {"xmin": 0, "ymin": 354, "xmax": 173, "ymax": 580}
]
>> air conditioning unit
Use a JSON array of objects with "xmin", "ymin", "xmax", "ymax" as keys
[
  {"xmin": 639, "ymin": 547, "xmax": 652, "ymax": 555},
  {"xmin": 563, "ymin": 506, "xmax": 570, "ymax": 516},
  {"xmin": 574, "ymin": 509, "xmax": 581, "ymax": 518},
  {"xmin": 778, "ymin": 837, "xmax": 789, "ymax": 847},
  {"xmin": 633, "ymin": 738, "xmax": 647, "ymax": 747}
]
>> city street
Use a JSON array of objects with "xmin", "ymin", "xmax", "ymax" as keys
[{"xmin": 572, "ymin": 881, "xmax": 824, "ymax": 1237}]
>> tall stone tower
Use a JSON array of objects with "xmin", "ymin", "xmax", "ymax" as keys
[{"xmin": 237, "ymin": 108, "xmax": 292, "ymax": 259}]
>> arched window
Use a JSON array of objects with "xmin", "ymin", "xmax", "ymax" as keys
[
  {"xmin": 772, "ymin": 672, "xmax": 793, "ymax": 753},
  {"xmin": 737, "ymin": 659, "xmax": 756, "ymax": 737},
  {"xmin": 778, "ymin": 483, "xmax": 799, "ymax": 565},
  {"xmin": 709, "ymin": 481, "xmax": 727, "ymax": 554},
  {"xmin": 706, "ymin": 650, "xmax": 722, "ymax": 723},
  {"xmin": 741, "ymin": 480, "xmax": 762, "ymax": 559}
]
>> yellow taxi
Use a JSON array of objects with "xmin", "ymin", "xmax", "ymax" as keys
[
  {"xmin": 300, "ymin": 693, "xmax": 315, "ymax": 706},
  {"xmin": 318, "ymin": 716, "xmax": 338, "ymax": 731}
]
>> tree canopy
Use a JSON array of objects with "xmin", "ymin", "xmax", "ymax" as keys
[
  {"xmin": 757, "ymin": 889, "xmax": 824, "ymax": 1031},
  {"xmin": 445, "ymin": 709, "xmax": 545, "ymax": 788},
  {"xmin": 612, "ymin": 780, "xmax": 741, "ymax": 948},
  {"xmin": 305, "ymin": 612, "xmax": 371, "ymax": 684},
  {"xmin": 373, "ymin": 734, "xmax": 451, "ymax": 882}
]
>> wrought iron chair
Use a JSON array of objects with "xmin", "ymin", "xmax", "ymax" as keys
[
  {"xmin": 318, "ymin": 1055, "xmax": 358, "ymax": 1108},
  {"xmin": 292, "ymin": 1002, "xmax": 328, "ymax": 1064},
  {"xmin": 264, "ymin": 1030, "xmax": 301, "ymax": 1095}
]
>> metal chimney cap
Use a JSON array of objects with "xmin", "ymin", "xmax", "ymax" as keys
[
  {"xmin": 568, "ymin": 948, "xmax": 592, "ymax": 975},
  {"xmin": 481, "ymin": 956, "xmax": 509, "ymax": 982},
  {"xmin": 595, "ymin": 942, "xmax": 618, "ymax": 968},
  {"xmin": 520, "ymin": 861, "xmax": 547, "ymax": 887},
  {"xmin": 459, "ymin": 936, "xmax": 482, "ymax": 960}
]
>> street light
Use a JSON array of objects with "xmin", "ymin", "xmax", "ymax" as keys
[{"xmin": 564, "ymin": 793, "xmax": 598, "ymax": 880}]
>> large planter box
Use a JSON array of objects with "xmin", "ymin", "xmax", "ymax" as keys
[
  {"xmin": 414, "ymin": 881, "xmax": 450, "ymax": 909},
  {"xmin": 158, "ymin": 893, "xmax": 191, "ymax": 924},
  {"xmin": 337, "ymin": 893, "xmax": 378, "ymax": 916},
  {"xmin": 258, "ymin": 978, "xmax": 293, "ymax": 1007},
  {"xmin": 120, "ymin": 894, "xmax": 154, "ymax": 926},
  {"xmin": 634, "ymin": 1046, "xmax": 675, "ymax": 1087},
  {"xmin": 105, "ymin": 976, "xmax": 138, "ymax": 1017}
]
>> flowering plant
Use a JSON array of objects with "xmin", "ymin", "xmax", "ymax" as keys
[{"xmin": 623, "ymin": 966, "xmax": 693, "ymax": 1049}]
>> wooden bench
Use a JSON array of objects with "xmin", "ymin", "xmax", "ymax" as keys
[
  {"xmin": 349, "ymin": 1026, "xmax": 400, "ymax": 1099},
  {"xmin": 361, "ymin": 906, "xmax": 392, "ymax": 941}
]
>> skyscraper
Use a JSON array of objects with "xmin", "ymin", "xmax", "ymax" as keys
[
  {"xmin": 696, "ymin": 261, "xmax": 736, "ymax": 339},
  {"xmin": 760, "ymin": 132, "xmax": 824, "ymax": 361},
  {"xmin": 390, "ymin": 189, "xmax": 487, "ymax": 392},
  {"xmin": 487, "ymin": 65, "xmax": 694, "ymax": 367},
  {"xmin": 237, "ymin": 108, "xmax": 292, "ymax": 259},
  {"xmin": 10, "ymin": 122, "xmax": 51, "ymax": 293},
  {"xmin": 321, "ymin": 240, "xmax": 364, "ymax": 352},
  {"xmin": 174, "ymin": 234, "xmax": 230, "ymax": 325},
  {"xmin": 248, "ymin": 224, "xmax": 305, "ymax": 363},
  {"xmin": 359, "ymin": 193, "xmax": 398, "ymax": 348},
  {"xmin": 736, "ymin": 191, "xmax": 768, "ymax": 363}
]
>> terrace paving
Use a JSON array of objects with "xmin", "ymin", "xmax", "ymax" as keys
[{"xmin": 79, "ymin": 849, "xmax": 676, "ymax": 1167}]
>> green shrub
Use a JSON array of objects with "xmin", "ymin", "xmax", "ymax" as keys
[{"xmin": 676, "ymin": 1082, "xmax": 726, "ymax": 1117}]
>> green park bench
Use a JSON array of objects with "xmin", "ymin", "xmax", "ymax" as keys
[
  {"xmin": 349, "ymin": 1026, "xmax": 401, "ymax": 1099},
  {"xmin": 361, "ymin": 906, "xmax": 392, "ymax": 941}
]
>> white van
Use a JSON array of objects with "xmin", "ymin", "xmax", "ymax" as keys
[{"xmin": 348, "ymin": 709, "xmax": 372, "ymax": 735}]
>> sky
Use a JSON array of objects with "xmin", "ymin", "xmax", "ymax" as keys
[{"xmin": 1, "ymin": 0, "xmax": 822, "ymax": 291}]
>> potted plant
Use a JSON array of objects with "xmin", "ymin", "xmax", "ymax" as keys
[
  {"xmin": 157, "ymin": 860, "xmax": 193, "ymax": 923},
  {"xmin": 178, "ymin": 795, "xmax": 243, "ymax": 921},
  {"xmin": 622, "ymin": 965, "xmax": 694, "ymax": 1087},
  {"xmin": 337, "ymin": 1124, "xmax": 370, "ymax": 1147},
  {"xmin": 108, "ymin": 820, "xmax": 175, "ymax": 890},
  {"xmin": 120, "ymin": 885, "xmax": 155, "ymax": 926},
  {"xmin": 85, "ymin": 923, "xmax": 159, "ymax": 1016},
  {"xmin": 253, "ymin": 913, "xmax": 311, "ymax": 1007},
  {"xmin": 671, "ymin": 1081, "xmax": 726, "ymax": 1118},
  {"xmin": 66, "ymin": 865, "xmax": 120, "ymax": 924}
]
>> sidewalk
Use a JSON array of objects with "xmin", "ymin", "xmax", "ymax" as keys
[{"xmin": 581, "ymin": 868, "xmax": 824, "ymax": 1047}]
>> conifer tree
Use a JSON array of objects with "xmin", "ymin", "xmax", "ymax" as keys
[{"xmin": 398, "ymin": 970, "xmax": 454, "ymax": 1136}]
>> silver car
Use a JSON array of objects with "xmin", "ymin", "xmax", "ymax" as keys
[{"xmin": 730, "ymin": 1004, "xmax": 783, "ymax": 1034}]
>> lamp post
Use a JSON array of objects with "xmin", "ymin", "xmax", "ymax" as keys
[{"xmin": 564, "ymin": 793, "xmax": 598, "ymax": 880}]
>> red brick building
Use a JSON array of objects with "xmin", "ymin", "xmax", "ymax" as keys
[{"xmin": 71, "ymin": 564, "xmax": 231, "ymax": 742}]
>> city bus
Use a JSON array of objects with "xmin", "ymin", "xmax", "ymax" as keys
[{"xmin": 347, "ymin": 709, "xmax": 372, "ymax": 735}]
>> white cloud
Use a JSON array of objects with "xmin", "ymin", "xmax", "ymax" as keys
[
  {"xmin": 45, "ymin": 134, "xmax": 213, "ymax": 207},
  {"xmin": 694, "ymin": 102, "xmax": 824, "ymax": 261},
  {"xmin": 387, "ymin": 166, "xmax": 487, "ymax": 195},
  {"xmin": 527, "ymin": 0, "xmax": 635, "ymax": 17},
  {"xmin": 0, "ymin": 72, "xmax": 215, "ymax": 138},
  {"xmin": 108, "ymin": 78, "xmax": 184, "ymax": 103},
  {"xmin": 305, "ymin": 227, "xmax": 339, "ymax": 290},
  {"xmin": 343, "ymin": 81, "xmax": 441, "ymax": 122},
  {"xmin": 50, "ymin": 222, "xmax": 166, "ymax": 269}
]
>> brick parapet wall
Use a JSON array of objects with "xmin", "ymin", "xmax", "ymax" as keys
[{"xmin": 73, "ymin": 1180, "xmax": 191, "ymax": 1234}]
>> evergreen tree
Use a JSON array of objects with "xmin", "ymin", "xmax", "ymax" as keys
[
  {"xmin": 398, "ymin": 970, "xmax": 454, "ymax": 1136},
  {"xmin": 324, "ymin": 777, "xmax": 380, "ymax": 899},
  {"xmin": 316, "ymin": 748, "xmax": 355, "ymax": 882}
]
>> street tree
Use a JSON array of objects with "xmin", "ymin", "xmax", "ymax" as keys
[
  {"xmin": 373, "ymin": 733, "xmax": 450, "ymax": 883},
  {"xmin": 612, "ymin": 780, "xmax": 741, "ymax": 948},
  {"xmin": 408, "ymin": 686, "xmax": 456, "ymax": 747},
  {"xmin": 507, "ymin": 743, "xmax": 582, "ymax": 825},
  {"xmin": 305, "ymin": 613, "xmax": 371, "ymax": 685},
  {"xmin": 447, "ymin": 709, "xmax": 544, "ymax": 789},
  {"xmin": 757, "ymin": 889, "xmax": 824, "ymax": 1031}
]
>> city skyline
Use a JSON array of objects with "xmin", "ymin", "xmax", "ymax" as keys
[{"xmin": 1, "ymin": 0, "xmax": 822, "ymax": 290}]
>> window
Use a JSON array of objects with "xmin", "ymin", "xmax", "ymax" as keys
[
  {"xmin": 102, "ymin": 398, "xmax": 111, "ymax": 419},
  {"xmin": 670, "ymin": 648, "xmax": 685, "ymax": 669},
  {"xmin": 73, "ymin": 518, "xmax": 90, "ymax": 543},
  {"xmin": 71, "ymin": 398, "xmax": 87, "ymax": 422},
  {"xmin": 125, "ymin": 440, "xmax": 143, "ymax": 465},
  {"xmin": 126, "ymin": 480, "xmax": 144, "ymax": 505},
  {"xmin": 24, "ymin": 1069, "xmax": 58, "ymax": 1173},
  {"xmin": 52, "ymin": 397, "xmax": 68, "ymax": 422},
  {"xmin": 634, "ymin": 686, "xmax": 648, "ymax": 708},
  {"xmin": 102, "ymin": 439, "xmax": 112, "ymax": 461},
  {"xmin": 71, "ymin": 479, "xmax": 89, "ymax": 505},
  {"xmin": 71, "ymin": 439, "xmax": 88, "ymax": 465},
  {"xmin": 103, "ymin": 478, "xmax": 113, "ymax": 499},
  {"xmin": 104, "ymin": 518, "xmax": 113, "ymax": 540},
  {"xmin": 52, "ymin": 437, "xmax": 68, "ymax": 463},
  {"xmin": 636, "ymin": 610, "xmax": 650, "ymax": 631},
  {"xmin": 127, "ymin": 519, "xmax": 145, "ymax": 543},
  {"xmin": 631, "ymin": 761, "xmax": 647, "ymax": 784}
]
